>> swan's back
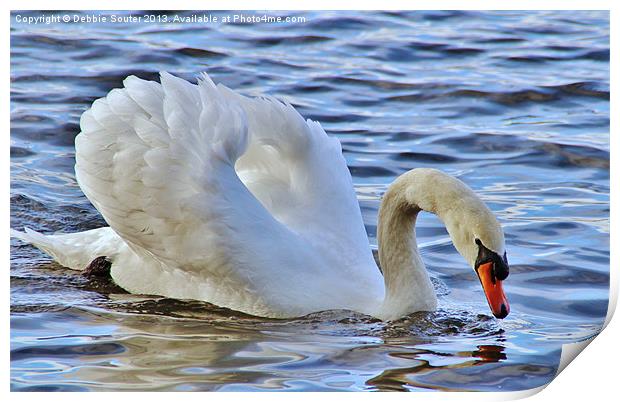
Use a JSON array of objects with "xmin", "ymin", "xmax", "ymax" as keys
[{"xmin": 74, "ymin": 72, "xmax": 382, "ymax": 317}]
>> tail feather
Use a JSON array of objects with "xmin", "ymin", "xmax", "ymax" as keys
[{"xmin": 11, "ymin": 227, "xmax": 124, "ymax": 270}]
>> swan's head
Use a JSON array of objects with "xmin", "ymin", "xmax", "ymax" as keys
[
  {"xmin": 443, "ymin": 196, "xmax": 510, "ymax": 319},
  {"xmin": 449, "ymin": 205, "xmax": 510, "ymax": 319}
]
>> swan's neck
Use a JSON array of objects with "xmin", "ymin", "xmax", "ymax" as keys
[
  {"xmin": 374, "ymin": 168, "xmax": 507, "ymax": 321},
  {"xmin": 376, "ymin": 180, "xmax": 437, "ymax": 320}
]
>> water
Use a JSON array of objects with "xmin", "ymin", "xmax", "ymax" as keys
[{"xmin": 10, "ymin": 10, "xmax": 609, "ymax": 391}]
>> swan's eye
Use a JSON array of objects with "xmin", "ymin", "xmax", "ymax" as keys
[{"xmin": 474, "ymin": 239, "xmax": 493, "ymax": 269}]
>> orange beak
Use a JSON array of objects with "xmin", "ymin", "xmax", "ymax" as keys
[{"xmin": 477, "ymin": 261, "xmax": 510, "ymax": 319}]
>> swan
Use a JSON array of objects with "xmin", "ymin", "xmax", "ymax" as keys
[{"xmin": 11, "ymin": 72, "xmax": 510, "ymax": 321}]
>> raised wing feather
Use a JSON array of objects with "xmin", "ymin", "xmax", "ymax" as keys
[
  {"xmin": 74, "ymin": 72, "xmax": 376, "ymax": 314},
  {"xmin": 219, "ymin": 85, "xmax": 373, "ymax": 272},
  {"xmin": 78, "ymin": 73, "xmax": 254, "ymax": 268}
]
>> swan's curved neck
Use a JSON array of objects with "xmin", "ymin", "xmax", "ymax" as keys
[
  {"xmin": 376, "ymin": 177, "xmax": 437, "ymax": 320},
  {"xmin": 375, "ymin": 168, "xmax": 505, "ymax": 321}
]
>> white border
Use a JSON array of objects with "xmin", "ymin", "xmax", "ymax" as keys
[{"xmin": 4, "ymin": 1, "xmax": 616, "ymax": 401}]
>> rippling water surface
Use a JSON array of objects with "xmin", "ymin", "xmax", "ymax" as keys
[{"xmin": 10, "ymin": 10, "xmax": 609, "ymax": 391}]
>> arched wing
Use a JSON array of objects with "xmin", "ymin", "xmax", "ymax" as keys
[
  {"xmin": 77, "ymin": 73, "xmax": 281, "ymax": 275},
  {"xmin": 75, "ymin": 72, "xmax": 376, "ymax": 310},
  {"xmin": 218, "ymin": 85, "xmax": 373, "ymax": 272}
]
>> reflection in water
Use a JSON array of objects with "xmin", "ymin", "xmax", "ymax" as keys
[
  {"xmin": 10, "ymin": 292, "xmax": 565, "ymax": 391},
  {"xmin": 367, "ymin": 343, "xmax": 559, "ymax": 392},
  {"xmin": 10, "ymin": 10, "xmax": 608, "ymax": 391},
  {"xmin": 367, "ymin": 343, "xmax": 508, "ymax": 391},
  {"xmin": 472, "ymin": 344, "xmax": 508, "ymax": 363}
]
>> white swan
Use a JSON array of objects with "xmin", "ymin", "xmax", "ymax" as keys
[{"xmin": 11, "ymin": 72, "xmax": 510, "ymax": 321}]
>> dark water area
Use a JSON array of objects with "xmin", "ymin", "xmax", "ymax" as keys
[{"xmin": 10, "ymin": 10, "xmax": 609, "ymax": 391}]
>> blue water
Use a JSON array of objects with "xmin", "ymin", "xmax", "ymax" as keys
[{"xmin": 10, "ymin": 10, "xmax": 609, "ymax": 391}]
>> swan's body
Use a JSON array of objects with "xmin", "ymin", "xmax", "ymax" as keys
[{"xmin": 11, "ymin": 72, "xmax": 510, "ymax": 320}]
